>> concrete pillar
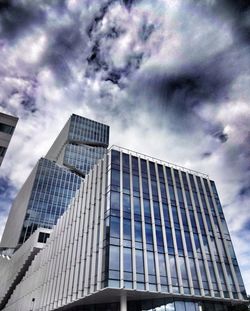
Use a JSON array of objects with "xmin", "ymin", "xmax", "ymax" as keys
[{"xmin": 120, "ymin": 294, "xmax": 127, "ymax": 311}]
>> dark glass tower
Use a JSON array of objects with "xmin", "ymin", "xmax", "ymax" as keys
[{"xmin": 0, "ymin": 114, "xmax": 109, "ymax": 248}]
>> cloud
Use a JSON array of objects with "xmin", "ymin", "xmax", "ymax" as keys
[{"xmin": 0, "ymin": 0, "xmax": 249, "ymax": 293}]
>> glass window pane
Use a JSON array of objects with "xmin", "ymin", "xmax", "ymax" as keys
[
  {"xmin": 124, "ymin": 219, "xmax": 131, "ymax": 240},
  {"xmin": 136, "ymin": 250, "xmax": 144, "ymax": 273},
  {"xmin": 124, "ymin": 247, "xmax": 132, "ymax": 272},
  {"xmin": 147, "ymin": 251, "xmax": 156, "ymax": 275},
  {"xmin": 123, "ymin": 194, "xmax": 131, "ymax": 213},
  {"xmin": 109, "ymin": 246, "xmax": 120, "ymax": 271},
  {"xmin": 135, "ymin": 222, "xmax": 142, "ymax": 242},
  {"xmin": 111, "ymin": 192, "xmax": 120, "ymax": 210},
  {"xmin": 110, "ymin": 217, "xmax": 120, "ymax": 238},
  {"xmin": 111, "ymin": 170, "xmax": 120, "ymax": 186},
  {"xmin": 134, "ymin": 197, "xmax": 141, "ymax": 215}
]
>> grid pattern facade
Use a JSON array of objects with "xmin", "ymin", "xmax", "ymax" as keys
[
  {"xmin": 105, "ymin": 149, "xmax": 246, "ymax": 300},
  {"xmin": 2, "ymin": 148, "xmax": 247, "ymax": 311},
  {"xmin": 18, "ymin": 158, "xmax": 82, "ymax": 244},
  {"xmin": 68, "ymin": 114, "xmax": 109, "ymax": 146},
  {"xmin": 64, "ymin": 144, "xmax": 107, "ymax": 176}
]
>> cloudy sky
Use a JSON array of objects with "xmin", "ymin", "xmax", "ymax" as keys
[{"xmin": 0, "ymin": 0, "xmax": 249, "ymax": 293}]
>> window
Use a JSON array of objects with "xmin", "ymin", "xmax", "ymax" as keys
[
  {"xmin": 177, "ymin": 187, "xmax": 184, "ymax": 203},
  {"xmin": 111, "ymin": 150, "xmax": 120, "ymax": 169},
  {"xmin": 166, "ymin": 228, "xmax": 174, "ymax": 254},
  {"xmin": 169, "ymin": 255, "xmax": 178, "ymax": 287},
  {"xmin": 179, "ymin": 257, "xmax": 189, "ymax": 287},
  {"xmin": 123, "ymin": 172, "xmax": 130, "ymax": 191},
  {"xmin": 136, "ymin": 250, "xmax": 144, "ymax": 274},
  {"xmin": 0, "ymin": 123, "xmax": 14, "ymax": 134},
  {"xmin": 109, "ymin": 246, "xmax": 120, "ymax": 271},
  {"xmin": 123, "ymin": 219, "xmax": 131, "ymax": 240},
  {"xmin": 153, "ymin": 201, "xmax": 161, "ymax": 220},
  {"xmin": 157, "ymin": 164, "xmax": 165, "ymax": 182},
  {"xmin": 145, "ymin": 223, "xmax": 153, "ymax": 245},
  {"xmin": 124, "ymin": 247, "xmax": 132, "ymax": 272},
  {"xmin": 147, "ymin": 251, "xmax": 156, "ymax": 275},
  {"xmin": 165, "ymin": 167, "xmax": 173, "ymax": 184},
  {"xmin": 168, "ymin": 186, "xmax": 176, "ymax": 202},
  {"xmin": 189, "ymin": 258, "xmax": 200, "ymax": 294},
  {"xmin": 156, "ymin": 226, "xmax": 164, "ymax": 247},
  {"xmin": 110, "ymin": 217, "xmax": 120, "ymax": 238},
  {"xmin": 133, "ymin": 175, "xmax": 140, "ymax": 192},
  {"xmin": 185, "ymin": 231, "xmax": 193, "ymax": 256},
  {"xmin": 123, "ymin": 194, "xmax": 131, "ymax": 214},
  {"xmin": 38, "ymin": 232, "xmax": 50, "ymax": 243},
  {"xmin": 122, "ymin": 153, "xmax": 130, "ymax": 169},
  {"xmin": 143, "ymin": 199, "xmax": 151, "ymax": 218},
  {"xmin": 110, "ymin": 192, "xmax": 120, "ymax": 211},
  {"xmin": 175, "ymin": 230, "xmax": 184, "ymax": 254},
  {"xmin": 199, "ymin": 260, "xmax": 210, "ymax": 294},
  {"xmin": 0, "ymin": 146, "xmax": 7, "ymax": 157},
  {"xmin": 171, "ymin": 206, "xmax": 180, "ymax": 228},
  {"xmin": 158, "ymin": 253, "xmax": 167, "ymax": 277},
  {"xmin": 132, "ymin": 156, "xmax": 138, "ymax": 172},
  {"xmin": 135, "ymin": 221, "xmax": 142, "ymax": 242},
  {"xmin": 134, "ymin": 197, "xmax": 141, "ymax": 215},
  {"xmin": 140, "ymin": 160, "xmax": 148, "ymax": 177},
  {"xmin": 111, "ymin": 169, "xmax": 120, "ymax": 190},
  {"xmin": 142, "ymin": 177, "xmax": 149, "ymax": 194},
  {"xmin": 193, "ymin": 233, "xmax": 201, "ymax": 253}
]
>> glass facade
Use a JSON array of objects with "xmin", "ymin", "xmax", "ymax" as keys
[
  {"xmin": 104, "ymin": 149, "xmax": 247, "ymax": 301},
  {"xmin": 18, "ymin": 158, "xmax": 82, "ymax": 244},
  {"xmin": 69, "ymin": 114, "xmax": 109, "ymax": 146},
  {"xmin": 2, "ymin": 147, "xmax": 247, "ymax": 311},
  {"xmin": 15, "ymin": 114, "xmax": 109, "ymax": 245},
  {"xmin": 64, "ymin": 144, "xmax": 106, "ymax": 176}
]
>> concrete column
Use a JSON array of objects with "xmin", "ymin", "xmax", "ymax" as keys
[{"xmin": 120, "ymin": 294, "xmax": 127, "ymax": 311}]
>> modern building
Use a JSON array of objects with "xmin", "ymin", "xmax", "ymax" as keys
[
  {"xmin": 0, "ymin": 145, "xmax": 247, "ymax": 311},
  {"xmin": 0, "ymin": 112, "xmax": 18, "ymax": 167},
  {"xmin": 0, "ymin": 114, "xmax": 109, "ymax": 248}
]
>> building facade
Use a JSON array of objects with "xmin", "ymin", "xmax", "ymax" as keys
[
  {"xmin": 0, "ymin": 146, "xmax": 247, "ymax": 311},
  {"xmin": 0, "ymin": 114, "xmax": 109, "ymax": 248},
  {"xmin": 0, "ymin": 112, "xmax": 18, "ymax": 167}
]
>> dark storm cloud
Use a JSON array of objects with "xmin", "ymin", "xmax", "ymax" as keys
[
  {"xmin": 87, "ymin": 41, "xmax": 109, "ymax": 73},
  {"xmin": 239, "ymin": 186, "xmax": 250, "ymax": 199},
  {"xmin": 87, "ymin": 0, "xmax": 115, "ymax": 38},
  {"xmin": 86, "ymin": 3, "xmax": 147, "ymax": 87},
  {"xmin": 139, "ymin": 23, "xmax": 155, "ymax": 41},
  {"xmin": 0, "ymin": 0, "xmax": 46, "ymax": 40},
  {"xmin": 135, "ymin": 56, "xmax": 230, "ymax": 117},
  {"xmin": 219, "ymin": 0, "xmax": 250, "ymax": 44},
  {"xmin": 201, "ymin": 152, "xmax": 212, "ymax": 158},
  {"xmin": 43, "ymin": 23, "xmax": 83, "ymax": 85},
  {"xmin": 195, "ymin": 0, "xmax": 250, "ymax": 44},
  {"xmin": 212, "ymin": 130, "xmax": 228, "ymax": 144},
  {"xmin": 134, "ymin": 42, "xmax": 250, "ymax": 122}
]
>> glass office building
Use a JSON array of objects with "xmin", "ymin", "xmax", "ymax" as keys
[
  {"xmin": 104, "ymin": 148, "xmax": 247, "ymax": 308},
  {"xmin": 1, "ymin": 146, "xmax": 247, "ymax": 311},
  {"xmin": 0, "ymin": 114, "xmax": 109, "ymax": 248}
]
